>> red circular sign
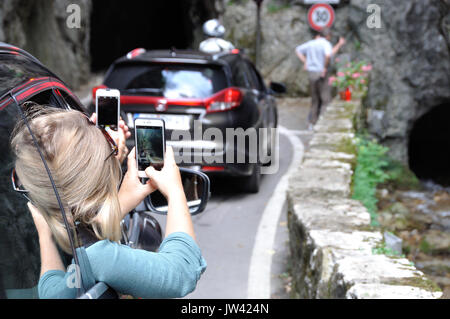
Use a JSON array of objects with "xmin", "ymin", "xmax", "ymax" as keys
[{"xmin": 307, "ymin": 4, "xmax": 335, "ymax": 31}]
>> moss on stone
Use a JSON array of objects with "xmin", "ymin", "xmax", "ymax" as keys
[{"xmin": 382, "ymin": 276, "xmax": 442, "ymax": 293}]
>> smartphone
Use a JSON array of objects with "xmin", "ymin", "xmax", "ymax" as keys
[
  {"xmin": 134, "ymin": 118, "xmax": 166, "ymax": 177},
  {"xmin": 96, "ymin": 88, "xmax": 120, "ymax": 131}
]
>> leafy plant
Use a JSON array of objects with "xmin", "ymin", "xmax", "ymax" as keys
[
  {"xmin": 372, "ymin": 242, "xmax": 405, "ymax": 258},
  {"xmin": 382, "ymin": 158, "xmax": 421, "ymax": 190},
  {"xmin": 351, "ymin": 136, "xmax": 389, "ymax": 226}
]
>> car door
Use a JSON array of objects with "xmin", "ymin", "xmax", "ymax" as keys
[{"xmin": 0, "ymin": 87, "xmax": 78, "ymax": 299}]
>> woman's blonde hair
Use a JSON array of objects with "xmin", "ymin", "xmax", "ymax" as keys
[{"xmin": 11, "ymin": 105, "xmax": 122, "ymax": 254}]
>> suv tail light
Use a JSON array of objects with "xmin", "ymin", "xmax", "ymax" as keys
[{"xmin": 205, "ymin": 88, "xmax": 242, "ymax": 113}]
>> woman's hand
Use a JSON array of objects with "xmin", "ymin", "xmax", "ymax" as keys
[
  {"xmin": 118, "ymin": 147, "xmax": 158, "ymax": 217},
  {"xmin": 144, "ymin": 146, "xmax": 184, "ymax": 202},
  {"xmin": 145, "ymin": 147, "xmax": 195, "ymax": 240},
  {"xmin": 90, "ymin": 113, "xmax": 131, "ymax": 164},
  {"xmin": 28, "ymin": 202, "xmax": 52, "ymax": 239},
  {"xmin": 28, "ymin": 203, "xmax": 66, "ymax": 275}
]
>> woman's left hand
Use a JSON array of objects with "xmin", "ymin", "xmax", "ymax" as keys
[
  {"xmin": 28, "ymin": 202, "xmax": 52, "ymax": 239},
  {"xmin": 90, "ymin": 113, "xmax": 131, "ymax": 164}
]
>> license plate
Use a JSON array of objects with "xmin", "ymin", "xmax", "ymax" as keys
[{"xmin": 133, "ymin": 113, "xmax": 191, "ymax": 130}]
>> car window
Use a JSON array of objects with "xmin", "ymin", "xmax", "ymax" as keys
[
  {"xmin": 246, "ymin": 62, "xmax": 265, "ymax": 91},
  {"xmin": 242, "ymin": 61, "xmax": 261, "ymax": 91},
  {"xmin": 28, "ymin": 89, "xmax": 61, "ymax": 107},
  {"xmin": 231, "ymin": 60, "xmax": 251, "ymax": 89},
  {"xmin": 105, "ymin": 63, "xmax": 228, "ymax": 99},
  {"xmin": 59, "ymin": 90, "xmax": 83, "ymax": 111}
]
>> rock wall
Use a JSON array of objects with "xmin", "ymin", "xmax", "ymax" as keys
[
  {"xmin": 222, "ymin": 0, "xmax": 450, "ymax": 164},
  {"xmin": 0, "ymin": 0, "xmax": 92, "ymax": 89},
  {"xmin": 286, "ymin": 97, "xmax": 442, "ymax": 298}
]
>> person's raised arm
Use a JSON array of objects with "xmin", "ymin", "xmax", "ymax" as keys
[
  {"xmin": 332, "ymin": 36, "xmax": 346, "ymax": 57},
  {"xmin": 28, "ymin": 203, "xmax": 65, "ymax": 277}
]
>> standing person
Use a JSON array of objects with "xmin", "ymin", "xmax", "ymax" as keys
[{"xmin": 295, "ymin": 28, "xmax": 346, "ymax": 129}]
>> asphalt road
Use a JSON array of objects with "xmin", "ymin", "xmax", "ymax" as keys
[{"xmin": 152, "ymin": 98, "xmax": 312, "ymax": 299}]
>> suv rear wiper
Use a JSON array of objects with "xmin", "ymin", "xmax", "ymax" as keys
[{"xmin": 121, "ymin": 88, "xmax": 164, "ymax": 95}]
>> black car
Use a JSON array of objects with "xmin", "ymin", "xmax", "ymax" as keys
[
  {"xmin": 93, "ymin": 49, "xmax": 285, "ymax": 193},
  {"xmin": 0, "ymin": 42, "xmax": 89, "ymax": 299}
]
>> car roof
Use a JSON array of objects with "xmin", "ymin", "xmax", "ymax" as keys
[
  {"xmin": 0, "ymin": 42, "xmax": 60, "ymax": 99},
  {"xmin": 113, "ymin": 49, "xmax": 242, "ymax": 67}
]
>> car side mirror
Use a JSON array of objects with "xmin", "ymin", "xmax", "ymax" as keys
[
  {"xmin": 269, "ymin": 81, "xmax": 287, "ymax": 94},
  {"xmin": 144, "ymin": 167, "xmax": 211, "ymax": 215}
]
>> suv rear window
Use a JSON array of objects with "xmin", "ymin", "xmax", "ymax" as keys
[{"xmin": 105, "ymin": 63, "xmax": 228, "ymax": 99}]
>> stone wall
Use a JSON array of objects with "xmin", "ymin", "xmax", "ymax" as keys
[
  {"xmin": 286, "ymin": 97, "xmax": 442, "ymax": 298},
  {"xmin": 0, "ymin": 0, "xmax": 92, "ymax": 89}
]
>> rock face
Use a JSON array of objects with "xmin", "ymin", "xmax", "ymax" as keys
[
  {"xmin": 287, "ymin": 97, "xmax": 442, "ymax": 299},
  {"xmin": 222, "ymin": 0, "xmax": 450, "ymax": 164},
  {"xmin": 353, "ymin": 0, "xmax": 450, "ymax": 163},
  {"xmin": 0, "ymin": 0, "xmax": 92, "ymax": 89}
]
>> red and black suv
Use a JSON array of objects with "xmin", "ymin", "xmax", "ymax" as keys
[{"xmin": 93, "ymin": 48, "xmax": 285, "ymax": 193}]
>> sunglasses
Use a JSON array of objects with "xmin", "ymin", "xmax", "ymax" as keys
[
  {"xmin": 84, "ymin": 115, "xmax": 119, "ymax": 162},
  {"xmin": 11, "ymin": 168, "xmax": 33, "ymax": 203}
]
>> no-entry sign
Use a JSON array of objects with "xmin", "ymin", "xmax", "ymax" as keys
[{"xmin": 307, "ymin": 3, "xmax": 335, "ymax": 31}]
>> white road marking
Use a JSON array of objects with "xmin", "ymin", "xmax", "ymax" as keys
[
  {"xmin": 290, "ymin": 130, "xmax": 313, "ymax": 135},
  {"xmin": 247, "ymin": 125, "xmax": 304, "ymax": 298}
]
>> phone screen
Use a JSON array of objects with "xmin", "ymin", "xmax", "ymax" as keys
[
  {"xmin": 97, "ymin": 96, "xmax": 119, "ymax": 129},
  {"xmin": 136, "ymin": 125, "xmax": 164, "ymax": 171}
]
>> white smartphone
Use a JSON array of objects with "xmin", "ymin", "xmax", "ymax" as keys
[
  {"xmin": 134, "ymin": 118, "xmax": 166, "ymax": 178},
  {"xmin": 95, "ymin": 88, "xmax": 120, "ymax": 131}
]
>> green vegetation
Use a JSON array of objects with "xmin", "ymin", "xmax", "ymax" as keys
[
  {"xmin": 351, "ymin": 136, "xmax": 389, "ymax": 226},
  {"xmin": 383, "ymin": 276, "xmax": 442, "ymax": 293},
  {"xmin": 419, "ymin": 238, "xmax": 433, "ymax": 254},
  {"xmin": 381, "ymin": 158, "xmax": 421, "ymax": 190},
  {"xmin": 267, "ymin": 1, "xmax": 291, "ymax": 13},
  {"xmin": 372, "ymin": 242, "xmax": 405, "ymax": 258},
  {"xmin": 228, "ymin": 0, "xmax": 249, "ymax": 5},
  {"xmin": 351, "ymin": 134, "xmax": 421, "ymax": 227}
]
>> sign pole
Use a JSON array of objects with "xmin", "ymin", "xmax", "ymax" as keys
[{"xmin": 254, "ymin": 0, "xmax": 263, "ymax": 68}]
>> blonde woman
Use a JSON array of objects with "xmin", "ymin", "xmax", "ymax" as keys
[{"xmin": 11, "ymin": 106, "xmax": 206, "ymax": 298}]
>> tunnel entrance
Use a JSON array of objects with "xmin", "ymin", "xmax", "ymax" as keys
[
  {"xmin": 90, "ymin": 0, "xmax": 213, "ymax": 71},
  {"xmin": 408, "ymin": 102, "xmax": 450, "ymax": 186}
]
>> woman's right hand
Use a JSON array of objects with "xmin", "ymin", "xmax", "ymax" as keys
[{"xmin": 144, "ymin": 146, "xmax": 184, "ymax": 201}]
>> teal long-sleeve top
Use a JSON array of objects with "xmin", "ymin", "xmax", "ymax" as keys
[{"xmin": 37, "ymin": 232, "xmax": 207, "ymax": 299}]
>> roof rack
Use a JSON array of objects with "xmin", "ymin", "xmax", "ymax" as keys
[{"xmin": 211, "ymin": 49, "xmax": 240, "ymax": 61}]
